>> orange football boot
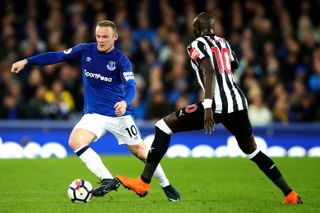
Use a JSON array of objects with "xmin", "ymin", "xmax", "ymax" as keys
[
  {"xmin": 282, "ymin": 191, "xmax": 303, "ymax": 204},
  {"xmin": 116, "ymin": 176, "xmax": 150, "ymax": 197}
]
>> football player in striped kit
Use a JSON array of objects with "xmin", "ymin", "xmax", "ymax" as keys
[
  {"xmin": 117, "ymin": 12, "xmax": 302, "ymax": 204},
  {"xmin": 10, "ymin": 20, "xmax": 180, "ymax": 202}
]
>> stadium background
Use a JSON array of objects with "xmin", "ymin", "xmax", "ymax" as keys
[{"xmin": 1, "ymin": 0, "xmax": 320, "ymax": 158}]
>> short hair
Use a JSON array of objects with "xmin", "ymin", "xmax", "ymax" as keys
[
  {"xmin": 96, "ymin": 20, "xmax": 117, "ymax": 33},
  {"xmin": 195, "ymin": 12, "xmax": 215, "ymax": 30}
]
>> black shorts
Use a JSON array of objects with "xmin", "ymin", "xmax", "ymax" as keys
[{"xmin": 175, "ymin": 102, "xmax": 252, "ymax": 138}]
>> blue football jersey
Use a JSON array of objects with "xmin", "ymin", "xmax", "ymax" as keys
[{"xmin": 27, "ymin": 43, "xmax": 136, "ymax": 117}]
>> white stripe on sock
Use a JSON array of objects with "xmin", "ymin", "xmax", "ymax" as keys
[{"xmin": 247, "ymin": 148, "xmax": 260, "ymax": 159}]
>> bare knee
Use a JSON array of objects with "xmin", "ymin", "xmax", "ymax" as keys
[
  {"xmin": 68, "ymin": 128, "xmax": 96, "ymax": 151},
  {"xmin": 68, "ymin": 132, "xmax": 80, "ymax": 151}
]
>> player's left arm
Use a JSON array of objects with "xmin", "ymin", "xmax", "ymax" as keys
[
  {"xmin": 114, "ymin": 55, "xmax": 136, "ymax": 116},
  {"xmin": 226, "ymin": 41, "xmax": 239, "ymax": 70},
  {"xmin": 187, "ymin": 40, "xmax": 215, "ymax": 134},
  {"xmin": 199, "ymin": 58, "xmax": 215, "ymax": 134}
]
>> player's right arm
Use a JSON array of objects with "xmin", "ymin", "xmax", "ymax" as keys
[
  {"xmin": 10, "ymin": 44, "xmax": 86, "ymax": 73},
  {"xmin": 11, "ymin": 59, "xmax": 28, "ymax": 73}
]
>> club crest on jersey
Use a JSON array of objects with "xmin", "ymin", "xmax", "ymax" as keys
[
  {"xmin": 106, "ymin": 61, "xmax": 116, "ymax": 71},
  {"xmin": 63, "ymin": 48, "xmax": 72, "ymax": 54},
  {"xmin": 86, "ymin": 57, "xmax": 91, "ymax": 62}
]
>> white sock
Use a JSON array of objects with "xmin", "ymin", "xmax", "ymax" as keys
[
  {"xmin": 76, "ymin": 146, "xmax": 113, "ymax": 180},
  {"xmin": 153, "ymin": 164, "xmax": 170, "ymax": 188}
]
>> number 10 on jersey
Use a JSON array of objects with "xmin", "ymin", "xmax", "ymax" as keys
[{"xmin": 211, "ymin": 47, "xmax": 232, "ymax": 74}]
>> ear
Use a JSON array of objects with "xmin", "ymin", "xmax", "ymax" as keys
[
  {"xmin": 193, "ymin": 22, "xmax": 201, "ymax": 37},
  {"xmin": 113, "ymin": 32, "xmax": 119, "ymax": 41}
]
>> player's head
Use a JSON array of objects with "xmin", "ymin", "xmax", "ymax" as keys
[
  {"xmin": 192, "ymin": 12, "xmax": 215, "ymax": 37},
  {"xmin": 95, "ymin": 20, "xmax": 118, "ymax": 52}
]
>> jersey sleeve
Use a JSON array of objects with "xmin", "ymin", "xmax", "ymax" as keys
[
  {"xmin": 226, "ymin": 41, "xmax": 239, "ymax": 69},
  {"xmin": 226, "ymin": 41, "xmax": 235, "ymax": 62},
  {"xmin": 118, "ymin": 55, "xmax": 136, "ymax": 105},
  {"xmin": 27, "ymin": 44, "xmax": 85, "ymax": 65},
  {"xmin": 61, "ymin": 43, "xmax": 86, "ymax": 61},
  {"xmin": 187, "ymin": 40, "xmax": 209, "ymax": 65}
]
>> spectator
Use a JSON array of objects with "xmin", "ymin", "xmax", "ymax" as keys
[
  {"xmin": 44, "ymin": 80, "xmax": 75, "ymax": 119},
  {"xmin": 248, "ymin": 89, "xmax": 272, "ymax": 126},
  {"xmin": 0, "ymin": 0, "xmax": 320, "ymax": 122},
  {"xmin": 273, "ymin": 97, "xmax": 290, "ymax": 124},
  {"xmin": 26, "ymin": 85, "xmax": 51, "ymax": 119},
  {"xmin": 146, "ymin": 89, "xmax": 172, "ymax": 121},
  {"xmin": 0, "ymin": 94, "xmax": 24, "ymax": 119}
]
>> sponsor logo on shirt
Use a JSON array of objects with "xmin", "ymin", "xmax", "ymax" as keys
[
  {"xmin": 123, "ymin": 72, "xmax": 134, "ymax": 81},
  {"xmin": 84, "ymin": 69, "xmax": 112, "ymax": 82},
  {"xmin": 63, "ymin": 48, "xmax": 72, "ymax": 54},
  {"xmin": 189, "ymin": 47, "xmax": 200, "ymax": 60},
  {"xmin": 106, "ymin": 61, "xmax": 116, "ymax": 71}
]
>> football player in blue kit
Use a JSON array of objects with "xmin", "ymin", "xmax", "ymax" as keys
[{"xmin": 10, "ymin": 20, "xmax": 180, "ymax": 202}]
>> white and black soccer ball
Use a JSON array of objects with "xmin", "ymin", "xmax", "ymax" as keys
[{"xmin": 67, "ymin": 178, "xmax": 93, "ymax": 203}]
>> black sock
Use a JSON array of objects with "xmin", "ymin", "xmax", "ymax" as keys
[
  {"xmin": 250, "ymin": 151, "xmax": 292, "ymax": 196},
  {"xmin": 141, "ymin": 162, "xmax": 154, "ymax": 183},
  {"xmin": 141, "ymin": 127, "xmax": 171, "ymax": 183}
]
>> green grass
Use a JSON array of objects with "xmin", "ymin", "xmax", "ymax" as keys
[{"xmin": 0, "ymin": 156, "xmax": 319, "ymax": 213}]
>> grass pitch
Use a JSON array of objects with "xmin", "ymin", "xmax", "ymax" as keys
[{"xmin": 0, "ymin": 156, "xmax": 318, "ymax": 213}]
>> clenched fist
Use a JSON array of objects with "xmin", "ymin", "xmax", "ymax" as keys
[
  {"xmin": 11, "ymin": 59, "xmax": 28, "ymax": 73},
  {"xmin": 114, "ymin": 100, "xmax": 127, "ymax": 116}
]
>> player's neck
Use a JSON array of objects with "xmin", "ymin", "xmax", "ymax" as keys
[
  {"xmin": 202, "ymin": 29, "xmax": 214, "ymax": 36},
  {"xmin": 98, "ymin": 46, "xmax": 115, "ymax": 53},
  {"xmin": 105, "ymin": 46, "xmax": 115, "ymax": 53}
]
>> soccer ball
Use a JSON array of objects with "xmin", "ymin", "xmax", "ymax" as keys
[{"xmin": 67, "ymin": 178, "xmax": 93, "ymax": 203}]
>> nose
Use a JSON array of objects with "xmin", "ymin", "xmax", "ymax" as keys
[{"xmin": 97, "ymin": 37, "xmax": 104, "ymax": 43}]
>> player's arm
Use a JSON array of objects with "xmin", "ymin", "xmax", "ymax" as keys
[
  {"xmin": 231, "ymin": 51, "xmax": 239, "ymax": 69},
  {"xmin": 187, "ymin": 40, "xmax": 215, "ymax": 134},
  {"xmin": 10, "ymin": 44, "xmax": 85, "ymax": 73},
  {"xmin": 199, "ymin": 58, "xmax": 215, "ymax": 134},
  {"xmin": 11, "ymin": 59, "xmax": 28, "ymax": 73},
  {"xmin": 114, "ymin": 55, "xmax": 136, "ymax": 116},
  {"xmin": 226, "ymin": 41, "xmax": 239, "ymax": 70},
  {"xmin": 114, "ymin": 82, "xmax": 136, "ymax": 116}
]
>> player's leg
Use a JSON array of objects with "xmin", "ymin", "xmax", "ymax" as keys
[
  {"xmin": 222, "ymin": 109, "xmax": 302, "ymax": 204},
  {"xmin": 140, "ymin": 103, "xmax": 204, "ymax": 182},
  {"xmin": 127, "ymin": 142, "xmax": 171, "ymax": 188},
  {"xmin": 70, "ymin": 114, "xmax": 119, "ymax": 197},
  {"xmin": 126, "ymin": 141, "xmax": 180, "ymax": 201},
  {"xmin": 69, "ymin": 129, "xmax": 113, "ymax": 180},
  {"xmin": 117, "ymin": 103, "xmax": 203, "ymax": 197}
]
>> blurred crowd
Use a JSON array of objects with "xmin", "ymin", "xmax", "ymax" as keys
[{"xmin": 1, "ymin": 0, "xmax": 320, "ymax": 125}]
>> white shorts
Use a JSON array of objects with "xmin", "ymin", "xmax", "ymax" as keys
[{"xmin": 74, "ymin": 113, "xmax": 142, "ymax": 145}]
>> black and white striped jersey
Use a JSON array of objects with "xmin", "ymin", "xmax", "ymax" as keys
[{"xmin": 187, "ymin": 34, "xmax": 248, "ymax": 114}]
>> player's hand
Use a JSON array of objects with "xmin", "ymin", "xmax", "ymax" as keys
[
  {"xmin": 114, "ymin": 100, "xmax": 127, "ymax": 116},
  {"xmin": 10, "ymin": 59, "xmax": 28, "ymax": 73},
  {"xmin": 204, "ymin": 108, "xmax": 215, "ymax": 134}
]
